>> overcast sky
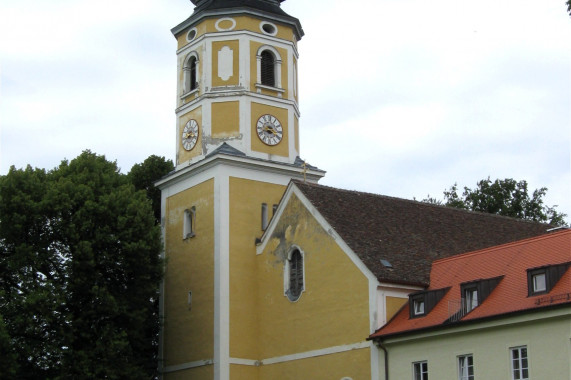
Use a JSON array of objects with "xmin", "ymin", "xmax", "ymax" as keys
[{"xmin": 1, "ymin": 0, "xmax": 570, "ymax": 222}]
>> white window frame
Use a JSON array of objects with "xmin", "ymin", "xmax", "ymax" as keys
[
  {"xmin": 182, "ymin": 51, "xmax": 199, "ymax": 96},
  {"xmin": 510, "ymin": 346, "xmax": 529, "ymax": 380},
  {"xmin": 465, "ymin": 287, "xmax": 478, "ymax": 312},
  {"xmin": 412, "ymin": 361, "xmax": 428, "ymax": 380},
  {"xmin": 458, "ymin": 354, "xmax": 474, "ymax": 380},
  {"xmin": 284, "ymin": 246, "xmax": 305, "ymax": 302},
  {"xmin": 532, "ymin": 272, "xmax": 546, "ymax": 293},
  {"xmin": 413, "ymin": 299, "xmax": 425, "ymax": 316},
  {"xmin": 256, "ymin": 45, "xmax": 283, "ymax": 92}
]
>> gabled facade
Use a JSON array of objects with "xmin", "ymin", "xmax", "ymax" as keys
[
  {"xmin": 370, "ymin": 230, "xmax": 571, "ymax": 380},
  {"xmin": 247, "ymin": 180, "xmax": 551, "ymax": 379}
]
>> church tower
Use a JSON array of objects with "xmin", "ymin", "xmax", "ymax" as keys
[{"xmin": 157, "ymin": 1, "xmax": 324, "ymax": 379}]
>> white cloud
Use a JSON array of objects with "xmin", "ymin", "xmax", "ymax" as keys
[{"xmin": 1, "ymin": 0, "xmax": 569, "ymax": 221}]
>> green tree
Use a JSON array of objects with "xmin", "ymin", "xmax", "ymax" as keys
[
  {"xmin": 422, "ymin": 178, "xmax": 567, "ymax": 227},
  {"xmin": 567, "ymin": 0, "xmax": 571, "ymax": 16},
  {"xmin": 0, "ymin": 151, "xmax": 163, "ymax": 379},
  {"xmin": 0, "ymin": 312, "xmax": 17, "ymax": 379},
  {"xmin": 128, "ymin": 155, "xmax": 174, "ymax": 224}
]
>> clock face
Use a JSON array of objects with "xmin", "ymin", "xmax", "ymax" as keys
[
  {"xmin": 256, "ymin": 114, "xmax": 283, "ymax": 146},
  {"xmin": 182, "ymin": 119, "xmax": 199, "ymax": 151}
]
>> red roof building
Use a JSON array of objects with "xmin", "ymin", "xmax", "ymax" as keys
[{"xmin": 369, "ymin": 229, "xmax": 571, "ymax": 380}]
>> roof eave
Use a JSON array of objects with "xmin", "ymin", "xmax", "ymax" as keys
[
  {"xmin": 171, "ymin": 7, "xmax": 304, "ymax": 40},
  {"xmin": 369, "ymin": 301, "xmax": 571, "ymax": 341}
]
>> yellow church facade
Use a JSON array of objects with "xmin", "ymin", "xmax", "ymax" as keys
[
  {"xmin": 156, "ymin": 1, "xmax": 414, "ymax": 378},
  {"xmin": 157, "ymin": 2, "xmax": 551, "ymax": 379}
]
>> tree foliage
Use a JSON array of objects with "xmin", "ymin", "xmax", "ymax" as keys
[
  {"xmin": 422, "ymin": 178, "xmax": 567, "ymax": 227},
  {"xmin": 128, "ymin": 155, "xmax": 174, "ymax": 224},
  {"xmin": 0, "ymin": 151, "xmax": 163, "ymax": 379}
]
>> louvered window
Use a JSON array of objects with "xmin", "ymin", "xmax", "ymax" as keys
[
  {"xmin": 260, "ymin": 50, "xmax": 275, "ymax": 87},
  {"xmin": 183, "ymin": 53, "xmax": 199, "ymax": 93},
  {"xmin": 189, "ymin": 56, "xmax": 197, "ymax": 91},
  {"xmin": 287, "ymin": 249, "xmax": 303, "ymax": 301}
]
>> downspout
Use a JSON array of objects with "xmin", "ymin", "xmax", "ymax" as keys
[{"xmin": 377, "ymin": 340, "xmax": 389, "ymax": 380}]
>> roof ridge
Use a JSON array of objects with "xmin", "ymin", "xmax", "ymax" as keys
[
  {"xmin": 434, "ymin": 228, "xmax": 571, "ymax": 265},
  {"xmin": 293, "ymin": 180, "xmax": 553, "ymax": 226}
]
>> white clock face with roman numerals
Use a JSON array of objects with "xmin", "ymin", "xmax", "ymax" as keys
[
  {"xmin": 256, "ymin": 114, "xmax": 283, "ymax": 146},
  {"xmin": 182, "ymin": 119, "xmax": 199, "ymax": 151}
]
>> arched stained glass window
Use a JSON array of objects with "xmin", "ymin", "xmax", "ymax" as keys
[{"xmin": 287, "ymin": 248, "xmax": 303, "ymax": 301}]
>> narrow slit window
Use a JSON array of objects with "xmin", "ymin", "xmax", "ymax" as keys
[
  {"xmin": 183, "ymin": 206, "xmax": 196, "ymax": 239},
  {"xmin": 261, "ymin": 203, "xmax": 268, "ymax": 230}
]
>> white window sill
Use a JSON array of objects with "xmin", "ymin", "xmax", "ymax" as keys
[{"xmin": 255, "ymin": 83, "xmax": 285, "ymax": 94}]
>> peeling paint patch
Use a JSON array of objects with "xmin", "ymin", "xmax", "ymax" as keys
[
  {"xmin": 202, "ymin": 135, "xmax": 243, "ymax": 155},
  {"xmin": 267, "ymin": 194, "xmax": 329, "ymax": 266}
]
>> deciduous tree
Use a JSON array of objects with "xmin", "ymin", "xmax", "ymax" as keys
[
  {"xmin": 128, "ymin": 155, "xmax": 174, "ymax": 224},
  {"xmin": 421, "ymin": 177, "xmax": 567, "ymax": 227},
  {"xmin": 0, "ymin": 151, "xmax": 163, "ymax": 379}
]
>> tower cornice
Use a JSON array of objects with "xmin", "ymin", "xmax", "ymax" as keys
[
  {"xmin": 156, "ymin": 149, "xmax": 325, "ymax": 190},
  {"xmin": 172, "ymin": 0, "xmax": 303, "ymax": 41}
]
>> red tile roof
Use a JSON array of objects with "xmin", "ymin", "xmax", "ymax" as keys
[{"xmin": 370, "ymin": 229, "xmax": 571, "ymax": 339}]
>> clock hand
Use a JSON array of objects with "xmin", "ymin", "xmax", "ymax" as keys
[{"xmin": 263, "ymin": 126, "xmax": 277, "ymax": 135}]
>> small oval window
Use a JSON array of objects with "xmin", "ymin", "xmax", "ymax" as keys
[
  {"xmin": 187, "ymin": 28, "xmax": 197, "ymax": 42},
  {"xmin": 215, "ymin": 17, "xmax": 236, "ymax": 31},
  {"xmin": 260, "ymin": 21, "xmax": 277, "ymax": 36}
]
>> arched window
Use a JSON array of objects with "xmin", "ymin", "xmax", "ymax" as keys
[
  {"xmin": 285, "ymin": 247, "xmax": 304, "ymax": 301},
  {"xmin": 256, "ymin": 46, "xmax": 282, "ymax": 91},
  {"xmin": 183, "ymin": 52, "xmax": 199, "ymax": 94},
  {"xmin": 260, "ymin": 50, "xmax": 275, "ymax": 87},
  {"xmin": 189, "ymin": 56, "xmax": 197, "ymax": 91},
  {"xmin": 183, "ymin": 206, "xmax": 196, "ymax": 239}
]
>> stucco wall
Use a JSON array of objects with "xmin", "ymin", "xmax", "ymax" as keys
[
  {"xmin": 256, "ymin": 193, "xmax": 372, "ymax": 380},
  {"xmin": 163, "ymin": 179, "xmax": 215, "ymax": 369},
  {"xmin": 380, "ymin": 309, "xmax": 570, "ymax": 380}
]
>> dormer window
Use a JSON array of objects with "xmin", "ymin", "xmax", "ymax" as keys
[
  {"xmin": 527, "ymin": 262, "xmax": 570, "ymax": 296},
  {"xmin": 458, "ymin": 276, "xmax": 502, "ymax": 316},
  {"xmin": 532, "ymin": 272, "xmax": 546, "ymax": 293},
  {"xmin": 409, "ymin": 288, "xmax": 449, "ymax": 319},
  {"xmin": 413, "ymin": 298, "xmax": 425, "ymax": 316},
  {"xmin": 464, "ymin": 286, "xmax": 479, "ymax": 312}
]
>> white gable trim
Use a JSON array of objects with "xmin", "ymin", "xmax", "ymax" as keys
[{"xmin": 257, "ymin": 183, "xmax": 379, "ymax": 284}]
